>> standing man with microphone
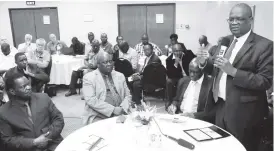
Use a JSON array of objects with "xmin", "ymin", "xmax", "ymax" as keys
[{"xmin": 197, "ymin": 3, "xmax": 273, "ymax": 151}]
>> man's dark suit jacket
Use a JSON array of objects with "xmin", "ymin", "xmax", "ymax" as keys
[
  {"xmin": 171, "ymin": 75, "xmax": 215, "ymax": 123},
  {"xmin": 0, "ymin": 93, "xmax": 64, "ymax": 151},
  {"xmin": 203, "ymin": 32, "xmax": 273, "ymax": 147},
  {"xmin": 166, "ymin": 50, "xmax": 196, "ymax": 79},
  {"xmin": 141, "ymin": 53, "xmax": 162, "ymax": 74},
  {"xmin": 4, "ymin": 65, "xmax": 49, "ymax": 92}
]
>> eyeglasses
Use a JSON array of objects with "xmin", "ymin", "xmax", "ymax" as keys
[
  {"xmin": 101, "ymin": 60, "xmax": 113, "ymax": 65},
  {"xmin": 227, "ymin": 17, "xmax": 251, "ymax": 24}
]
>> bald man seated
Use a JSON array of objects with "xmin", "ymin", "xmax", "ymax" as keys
[
  {"xmin": 134, "ymin": 33, "xmax": 162, "ymax": 57},
  {"xmin": 166, "ymin": 58, "xmax": 215, "ymax": 123},
  {"xmin": 166, "ymin": 43, "xmax": 196, "ymax": 104},
  {"xmin": 47, "ymin": 34, "xmax": 67, "ymax": 55},
  {"xmin": 82, "ymin": 51, "xmax": 131, "ymax": 124},
  {"xmin": 100, "ymin": 33, "xmax": 113, "ymax": 54},
  {"xmin": 117, "ymin": 40, "xmax": 139, "ymax": 71}
]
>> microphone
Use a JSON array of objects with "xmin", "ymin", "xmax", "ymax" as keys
[
  {"xmin": 217, "ymin": 37, "xmax": 230, "ymax": 57},
  {"xmin": 152, "ymin": 117, "xmax": 195, "ymax": 150}
]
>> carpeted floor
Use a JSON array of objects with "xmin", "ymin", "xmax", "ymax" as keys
[{"xmin": 51, "ymin": 86, "xmax": 168, "ymax": 138}]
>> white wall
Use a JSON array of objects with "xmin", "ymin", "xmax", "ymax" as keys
[{"xmin": 0, "ymin": 1, "xmax": 272, "ymax": 54}]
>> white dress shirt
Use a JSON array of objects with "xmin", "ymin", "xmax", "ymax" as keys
[
  {"xmin": 173, "ymin": 55, "xmax": 187, "ymax": 76},
  {"xmin": 180, "ymin": 74, "xmax": 204, "ymax": 113},
  {"xmin": 85, "ymin": 41, "xmax": 93, "ymax": 55},
  {"xmin": 218, "ymin": 30, "xmax": 252, "ymax": 100},
  {"xmin": 0, "ymin": 53, "xmax": 16, "ymax": 71},
  {"xmin": 18, "ymin": 43, "xmax": 36, "ymax": 53}
]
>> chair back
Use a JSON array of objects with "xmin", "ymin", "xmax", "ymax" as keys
[
  {"xmin": 114, "ymin": 58, "xmax": 134, "ymax": 78},
  {"xmin": 142, "ymin": 62, "xmax": 166, "ymax": 93}
]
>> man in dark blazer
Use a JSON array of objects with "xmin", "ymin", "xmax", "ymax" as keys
[
  {"xmin": 131, "ymin": 43, "xmax": 161, "ymax": 105},
  {"xmin": 0, "ymin": 73, "xmax": 64, "ymax": 151},
  {"xmin": 197, "ymin": 3, "xmax": 273, "ymax": 151},
  {"xmin": 4, "ymin": 52, "xmax": 49, "ymax": 93},
  {"xmin": 166, "ymin": 58, "xmax": 215, "ymax": 123},
  {"xmin": 166, "ymin": 43, "xmax": 196, "ymax": 104}
]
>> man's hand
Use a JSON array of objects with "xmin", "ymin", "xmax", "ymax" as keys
[
  {"xmin": 197, "ymin": 50, "xmax": 209, "ymax": 65},
  {"xmin": 214, "ymin": 56, "xmax": 237, "ymax": 77},
  {"xmin": 113, "ymin": 107, "xmax": 123, "ymax": 116},
  {"xmin": 33, "ymin": 133, "xmax": 52, "ymax": 149},
  {"xmin": 167, "ymin": 104, "xmax": 177, "ymax": 115},
  {"xmin": 23, "ymin": 68, "xmax": 34, "ymax": 77},
  {"xmin": 132, "ymin": 73, "xmax": 141, "ymax": 81},
  {"xmin": 181, "ymin": 112, "xmax": 194, "ymax": 118}
]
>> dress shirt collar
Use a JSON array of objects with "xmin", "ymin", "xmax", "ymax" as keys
[
  {"xmin": 191, "ymin": 74, "xmax": 204, "ymax": 85},
  {"xmin": 11, "ymin": 99, "xmax": 31, "ymax": 107},
  {"xmin": 233, "ymin": 29, "xmax": 251, "ymax": 43}
]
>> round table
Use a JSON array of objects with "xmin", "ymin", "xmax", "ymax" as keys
[
  {"xmin": 55, "ymin": 114, "xmax": 246, "ymax": 151},
  {"xmin": 49, "ymin": 55, "xmax": 85, "ymax": 85}
]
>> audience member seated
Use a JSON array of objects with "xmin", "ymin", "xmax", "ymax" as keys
[
  {"xmin": 165, "ymin": 34, "xmax": 187, "ymax": 56},
  {"xmin": 69, "ymin": 37, "xmax": 85, "ymax": 55},
  {"xmin": 100, "ymin": 33, "xmax": 113, "ymax": 54},
  {"xmin": 65, "ymin": 40, "xmax": 101, "ymax": 97},
  {"xmin": 166, "ymin": 58, "xmax": 215, "ymax": 123},
  {"xmin": 0, "ymin": 36, "xmax": 18, "ymax": 56},
  {"xmin": 131, "ymin": 43, "xmax": 161, "ymax": 105},
  {"xmin": 47, "ymin": 33, "xmax": 67, "ymax": 55},
  {"xmin": 166, "ymin": 44, "xmax": 196, "ymax": 104},
  {"xmin": 117, "ymin": 40, "xmax": 139, "ymax": 71},
  {"xmin": 0, "ymin": 43, "xmax": 16, "ymax": 76},
  {"xmin": 18, "ymin": 34, "xmax": 36, "ymax": 53},
  {"xmin": 85, "ymin": 32, "xmax": 95, "ymax": 55},
  {"xmin": 134, "ymin": 33, "xmax": 162, "ymax": 57},
  {"xmin": 82, "ymin": 51, "xmax": 130, "ymax": 124},
  {"xmin": 207, "ymin": 37, "xmax": 224, "ymax": 57},
  {"xmin": 5, "ymin": 52, "xmax": 49, "ymax": 92},
  {"xmin": 0, "ymin": 73, "xmax": 64, "ymax": 151},
  {"xmin": 198, "ymin": 35, "xmax": 212, "ymax": 54},
  {"xmin": 113, "ymin": 35, "xmax": 124, "ymax": 61},
  {"xmin": 27, "ymin": 38, "xmax": 51, "ymax": 71}
]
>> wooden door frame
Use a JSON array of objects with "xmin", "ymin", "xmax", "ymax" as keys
[
  {"xmin": 9, "ymin": 7, "xmax": 60, "ymax": 47},
  {"xmin": 117, "ymin": 3, "xmax": 176, "ymax": 36}
]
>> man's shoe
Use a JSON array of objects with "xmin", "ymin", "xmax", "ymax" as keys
[{"xmin": 65, "ymin": 91, "xmax": 77, "ymax": 97}]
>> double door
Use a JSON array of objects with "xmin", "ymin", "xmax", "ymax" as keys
[
  {"xmin": 118, "ymin": 4, "xmax": 175, "ymax": 55},
  {"xmin": 9, "ymin": 8, "xmax": 60, "ymax": 47}
]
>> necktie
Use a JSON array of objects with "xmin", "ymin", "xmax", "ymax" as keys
[
  {"xmin": 105, "ymin": 75, "xmax": 122, "ymax": 106},
  {"xmin": 25, "ymin": 102, "xmax": 33, "ymax": 124},
  {"xmin": 213, "ymin": 39, "xmax": 238, "ymax": 102},
  {"xmin": 141, "ymin": 57, "xmax": 148, "ymax": 72}
]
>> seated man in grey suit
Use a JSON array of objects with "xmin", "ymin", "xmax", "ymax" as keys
[
  {"xmin": 82, "ymin": 51, "xmax": 130, "ymax": 124},
  {"xmin": 166, "ymin": 58, "xmax": 215, "ymax": 123},
  {"xmin": 0, "ymin": 73, "xmax": 64, "ymax": 151}
]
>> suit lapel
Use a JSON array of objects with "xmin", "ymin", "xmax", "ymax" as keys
[
  {"xmin": 232, "ymin": 32, "xmax": 255, "ymax": 66},
  {"xmin": 30, "ymin": 94, "xmax": 37, "ymax": 123}
]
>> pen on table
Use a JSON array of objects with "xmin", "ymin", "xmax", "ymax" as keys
[{"xmin": 89, "ymin": 137, "xmax": 103, "ymax": 151}]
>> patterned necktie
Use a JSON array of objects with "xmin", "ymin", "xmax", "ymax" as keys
[
  {"xmin": 105, "ymin": 75, "xmax": 122, "ymax": 106},
  {"xmin": 213, "ymin": 39, "xmax": 238, "ymax": 102},
  {"xmin": 24, "ymin": 102, "xmax": 33, "ymax": 124}
]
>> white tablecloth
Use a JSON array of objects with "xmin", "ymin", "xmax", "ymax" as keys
[
  {"xmin": 55, "ymin": 114, "xmax": 246, "ymax": 151},
  {"xmin": 49, "ymin": 55, "xmax": 85, "ymax": 85}
]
